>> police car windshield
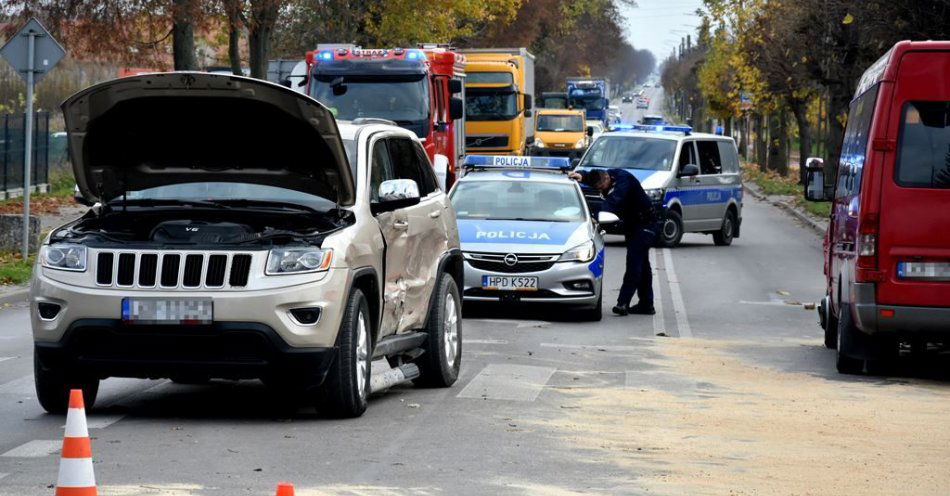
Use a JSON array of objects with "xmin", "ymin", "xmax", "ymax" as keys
[
  {"xmin": 451, "ymin": 180, "xmax": 586, "ymax": 222},
  {"xmin": 580, "ymin": 135, "xmax": 676, "ymax": 171},
  {"xmin": 537, "ymin": 114, "xmax": 584, "ymax": 132},
  {"xmin": 311, "ymin": 75, "xmax": 428, "ymax": 123}
]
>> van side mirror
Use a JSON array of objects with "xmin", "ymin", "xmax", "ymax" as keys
[
  {"xmin": 524, "ymin": 109, "xmax": 532, "ymax": 118},
  {"xmin": 805, "ymin": 170, "xmax": 831, "ymax": 202},
  {"xmin": 448, "ymin": 79, "xmax": 463, "ymax": 94},
  {"xmin": 598, "ymin": 211, "xmax": 620, "ymax": 225},
  {"xmin": 524, "ymin": 94, "xmax": 533, "ymax": 110},
  {"xmin": 450, "ymin": 97, "xmax": 464, "ymax": 120},
  {"xmin": 432, "ymin": 154, "xmax": 449, "ymax": 191},
  {"xmin": 586, "ymin": 126, "xmax": 594, "ymax": 137},
  {"xmin": 678, "ymin": 164, "xmax": 700, "ymax": 177}
]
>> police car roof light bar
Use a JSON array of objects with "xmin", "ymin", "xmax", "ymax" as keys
[{"xmin": 461, "ymin": 155, "xmax": 572, "ymax": 172}]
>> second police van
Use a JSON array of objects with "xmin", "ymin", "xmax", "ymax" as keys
[{"xmin": 575, "ymin": 124, "xmax": 743, "ymax": 247}]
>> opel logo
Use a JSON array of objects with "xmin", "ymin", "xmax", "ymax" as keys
[{"xmin": 504, "ymin": 253, "xmax": 519, "ymax": 266}]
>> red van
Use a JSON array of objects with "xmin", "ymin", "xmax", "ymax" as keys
[{"xmin": 805, "ymin": 41, "xmax": 950, "ymax": 374}]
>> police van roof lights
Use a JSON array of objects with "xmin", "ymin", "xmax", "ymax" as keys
[
  {"xmin": 462, "ymin": 155, "xmax": 571, "ymax": 171},
  {"xmin": 622, "ymin": 124, "xmax": 692, "ymax": 135}
]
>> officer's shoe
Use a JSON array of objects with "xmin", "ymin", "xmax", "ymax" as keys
[
  {"xmin": 628, "ymin": 304, "xmax": 656, "ymax": 315},
  {"xmin": 611, "ymin": 305, "xmax": 630, "ymax": 316}
]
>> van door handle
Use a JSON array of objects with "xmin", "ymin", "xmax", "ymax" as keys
[
  {"xmin": 429, "ymin": 210, "xmax": 442, "ymax": 219},
  {"xmin": 394, "ymin": 220, "xmax": 409, "ymax": 230}
]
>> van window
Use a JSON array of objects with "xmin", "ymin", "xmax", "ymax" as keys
[
  {"xmin": 717, "ymin": 141, "xmax": 740, "ymax": 173},
  {"xmin": 835, "ymin": 87, "xmax": 877, "ymax": 198},
  {"xmin": 696, "ymin": 141, "xmax": 722, "ymax": 175},
  {"xmin": 678, "ymin": 142, "xmax": 697, "ymax": 168},
  {"xmin": 895, "ymin": 101, "xmax": 950, "ymax": 188}
]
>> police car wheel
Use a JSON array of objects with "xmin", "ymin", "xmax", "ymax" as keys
[
  {"xmin": 579, "ymin": 291, "xmax": 603, "ymax": 322},
  {"xmin": 657, "ymin": 210, "xmax": 684, "ymax": 248},
  {"xmin": 415, "ymin": 274, "xmax": 462, "ymax": 388},
  {"xmin": 713, "ymin": 210, "xmax": 737, "ymax": 246}
]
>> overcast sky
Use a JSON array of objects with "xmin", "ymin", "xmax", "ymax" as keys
[{"xmin": 620, "ymin": 0, "xmax": 706, "ymax": 70}]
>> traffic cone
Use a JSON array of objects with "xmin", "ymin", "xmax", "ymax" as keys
[
  {"xmin": 55, "ymin": 389, "xmax": 97, "ymax": 495},
  {"xmin": 275, "ymin": 482, "xmax": 295, "ymax": 496}
]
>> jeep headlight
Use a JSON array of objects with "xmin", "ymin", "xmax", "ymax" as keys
[
  {"xmin": 574, "ymin": 138, "xmax": 587, "ymax": 149},
  {"xmin": 645, "ymin": 188, "xmax": 665, "ymax": 203},
  {"xmin": 41, "ymin": 243, "xmax": 86, "ymax": 271},
  {"xmin": 266, "ymin": 247, "xmax": 333, "ymax": 275},
  {"xmin": 534, "ymin": 138, "xmax": 545, "ymax": 148},
  {"xmin": 558, "ymin": 240, "xmax": 595, "ymax": 263}
]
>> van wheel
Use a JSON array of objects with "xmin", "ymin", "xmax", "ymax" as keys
[
  {"xmin": 657, "ymin": 210, "xmax": 683, "ymax": 247},
  {"xmin": 34, "ymin": 355, "xmax": 99, "ymax": 414},
  {"xmin": 415, "ymin": 274, "xmax": 462, "ymax": 387},
  {"xmin": 836, "ymin": 304, "xmax": 864, "ymax": 374},
  {"xmin": 713, "ymin": 210, "xmax": 736, "ymax": 246},
  {"xmin": 824, "ymin": 307, "xmax": 838, "ymax": 349},
  {"xmin": 319, "ymin": 289, "xmax": 371, "ymax": 417}
]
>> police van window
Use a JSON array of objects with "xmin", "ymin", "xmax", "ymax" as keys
[
  {"xmin": 896, "ymin": 101, "xmax": 950, "ymax": 188},
  {"xmin": 717, "ymin": 141, "xmax": 740, "ymax": 173},
  {"xmin": 388, "ymin": 137, "xmax": 435, "ymax": 197},
  {"xmin": 370, "ymin": 140, "xmax": 395, "ymax": 202},
  {"xmin": 678, "ymin": 141, "xmax": 697, "ymax": 167},
  {"xmin": 696, "ymin": 141, "xmax": 722, "ymax": 175},
  {"xmin": 580, "ymin": 136, "xmax": 676, "ymax": 171},
  {"xmin": 835, "ymin": 87, "xmax": 877, "ymax": 198}
]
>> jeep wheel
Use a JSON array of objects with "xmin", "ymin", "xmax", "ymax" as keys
[
  {"xmin": 34, "ymin": 355, "xmax": 99, "ymax": 414},
  {"xmin": 319, "ymin": 288, "xmax": 371, "ymax": 417},
  {"xmin": 713, "ymin": 210, "xmax": 736, "ymax": 246},
  {"xmin": 657, "ymin": 210, "xmax": 683, "ymax": 248},
  {"xmin": 415, "ymin": 274, "xmax": 462, "ymax": 387}
]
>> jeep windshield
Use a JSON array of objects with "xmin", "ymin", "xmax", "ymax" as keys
[
  {"xmin": 310, "ymin": 75, "xmax": 429, "ymax": 125},
  {"xmin": 580, "ymin": 136, "xmax": 676, "ymax": 171},
  {"xmin": 466, "ymin": 90, "xmax": 519, "ymax": 121},
  {"xmin": 120, "ymin": 183, "xmax": 337, "ymax": 211},
  {"xmin": 451, "ymin": 181, "xmax": 585, "ymax": 222}
]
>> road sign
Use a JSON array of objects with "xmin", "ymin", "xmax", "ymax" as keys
[
  {"xmin": 0, "ymin": 18, "xmax": 65, "ymax": 84},
  {"xmin": 0, "ymin": 18, "xmax": 65, "ymax": 258}
]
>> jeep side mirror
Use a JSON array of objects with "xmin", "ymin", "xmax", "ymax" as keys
[
  {"xmin": 448, "ymin": 79, "xmax": 463, "ymax": 94},
  {"xmin": 372, "ymin": 179, "xmax": 421, "ymax": 215},
  {"xmin": 432, "ymin": 154, "xmax": 449, "ymax": 191},
  {"xmin": 449, "ymin": 97, "xmax": 464, "ymax": 120},
  {"xmin": 678, "ymin": 164, "xmax": 700, "ymax": 177},
  {"xmin": 598, "ymin": 211, "xmax": 620, "ymax": 225}
]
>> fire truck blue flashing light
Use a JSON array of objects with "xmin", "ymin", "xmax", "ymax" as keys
[
  {"xmin": 405, "ymin": 49, "xmax": 424, "ymax": 61},
  {"xmin": 461, "ymin": 155, "xmax": 572, "ymax": 171}
]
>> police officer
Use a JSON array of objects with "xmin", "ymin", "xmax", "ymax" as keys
[{"xmin": 570, "ymin": 168, "xmax": 657, "ymax": 316}]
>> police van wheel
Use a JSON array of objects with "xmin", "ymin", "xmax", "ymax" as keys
[
  {"xmin": 836, "ymin": 304, "xmax": 865, "ymax": 374},
  {"xmin": 713, "ymin": 210, "xmax": 737, "ymax": 246},
  {"xmin": 657, "ymin": 210, "xmax": 684, "ymax": 248}
]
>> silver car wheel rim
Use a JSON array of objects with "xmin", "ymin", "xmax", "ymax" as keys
[
  {"xmin": 356, "ymin": 312, "xmax": 369, "ymax": 399},
  {"xmin": 443, "ymin": 294, "xmax": 459, "ymax": 365}
]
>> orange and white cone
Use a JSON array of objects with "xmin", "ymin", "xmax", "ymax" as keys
[
  {"xmin": 275, "ymin": 482, "xmax": 295, "ymax": 496},
  {"xmin": 55, "ymin": 389, "xmax": 97, "ymax": 495}
]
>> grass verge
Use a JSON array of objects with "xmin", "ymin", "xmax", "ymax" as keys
[
  {"xmin": 742, "ymin": 163, "xmax": 831, "ymax": 218},
  {"xmin": 0, "ymin": 252, "xmax": 34, "ymax": 286}
]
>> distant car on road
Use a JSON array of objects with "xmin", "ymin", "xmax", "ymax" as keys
[
  {"xmin": 804, "ymin": 41, "xmax": 950, "ymax": 374},
  {"xmin": 636, "ymin": 98, "xmax": 649, "ymax": 109},
  {"xmin": 34, "ymin": 73, "xmax": 464, "ymax": 417},
  {"xmin": 451, "ymin": 156, "xmax": 608, "ymax": 321},
  {"xmin": 622, "ymin": 95, "xmax": 633, "ymax": 103},
  {"xmin": 531, "ymin": 108, "xmax": 591, "ymax": 159},
  {"xmin": 640, "ymin": 115, "xmax": 665, "ymax": 126},
  {"xmin": 576, "ymin": 124, "xmax": 743, "ymax": 247}
]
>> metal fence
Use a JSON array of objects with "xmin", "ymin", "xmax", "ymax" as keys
[{"xmin": 1, "ymin": 112, "xmax": 50, "ymax": 197}]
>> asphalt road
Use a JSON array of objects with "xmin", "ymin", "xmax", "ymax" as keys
[{"xmin": 1, "ymin": 89, "xmax": 949, "ymax": 494}]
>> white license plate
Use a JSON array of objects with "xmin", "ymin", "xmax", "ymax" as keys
[
  {"xmin": 897, "ymin": 262, "xmax": 950, "ymax": 281},
  {"xmin": 122, "ymin": 298, "xmax": 213, "ymax": 325},
  {"xmin": 481, "ymin": 275, "xmax": 539, "ymax": 291}
]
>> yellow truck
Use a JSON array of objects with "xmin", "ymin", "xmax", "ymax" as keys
[
  {"xmin": 530, "ymin": 108, "xmax": 591, "ymax": 160},
  {"xmin": 459, "ymin": 48, "xmax": 535, "ymax": 155}
]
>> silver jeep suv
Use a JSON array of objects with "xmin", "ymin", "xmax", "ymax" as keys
[{"xmin": 31, "ymin": 73, "xmax": 463, "ymax": 418}]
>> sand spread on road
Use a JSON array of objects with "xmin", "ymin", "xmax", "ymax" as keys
[{"xmin": 543, "ymin": 338, "xmax": 950, "ymax": 495}]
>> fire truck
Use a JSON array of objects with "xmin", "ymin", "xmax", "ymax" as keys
[{"xmin": 305, "ymin": 44, "xmax": 466, "ymax": 188}]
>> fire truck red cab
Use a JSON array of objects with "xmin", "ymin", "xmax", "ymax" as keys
[
  {"xmin": 305, "ymin": 45, "xmax": 466, "ymax": 189},
  {"xmin": 805, "ymin": 41, "xmax": 950, "ymax": 374}
]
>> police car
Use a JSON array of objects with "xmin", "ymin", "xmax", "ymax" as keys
[
  {"xmin": 576, "ymin": 124, "xmax": 743, "ymax": 247},
  {"xmin": 449, "ymin": 155, "xmax": 613, "ymax": 321}
]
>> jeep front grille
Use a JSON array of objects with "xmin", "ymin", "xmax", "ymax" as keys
[{"xmin": 95, "ymin": 251, "xmax": 254, "ymax": 289}]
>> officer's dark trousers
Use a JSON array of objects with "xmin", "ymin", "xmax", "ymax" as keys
[{"xmin": 617, "ymin": 229, "xmax": 655, "ymax": 308}]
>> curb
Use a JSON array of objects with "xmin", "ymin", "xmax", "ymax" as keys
[
  {"xmin": 744, "ymin": 185, "xmax": 827, "ymax": 235},
  {"xmin": 0, "ymin": 285, "xmax": 29, "ymax": 305}
]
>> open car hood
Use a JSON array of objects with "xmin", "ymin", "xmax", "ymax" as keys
[{"xmin": 62, "ymin": 72, "xmax": 354, "ymax": 205}]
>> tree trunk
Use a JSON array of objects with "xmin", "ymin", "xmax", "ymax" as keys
[
  {"xmin": 825, "ymin": 90, "xmax": 850, "ymax": 177},
  {"xmin": 754, "ymin": 113, "xmax": 767, "ymax": 171},
  {"xmin": 766, "ymin": 111, "xmax": 781, "ymax": 173},
  {"xmin": 224, "ymin": 0, "xmax": 244, "ymax": 75},
  {"xmin": 172, "ymin": 0, "xmax": 199, "ymax": 71},
  {"xmin": 738, "ymin": 114, "xmax": 748, "ymax": 159},
  {"xmin": 791, "ymin": 101, "xmax": 812, "ymax": 185},
  {"xmin": 724, "ymin": 117, "xmax": 732, "ymax": 137},
  {"xmin": 248, "ymin": 0, "xmax": 279, "ymax": 79}
]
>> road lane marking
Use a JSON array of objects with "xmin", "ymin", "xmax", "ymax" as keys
[
  {"xmin": 0, "ymin": 357, "xmax": 14, "ymax": 363},
  {"xmin": 0, "ymin": 375, "xmax": 35, "ymax": 395},
  {"xmin": 650, "ymin": 249, "xmax": 666, "ymax": 335},
  {"xmin": 1, "ymin": 440, "xmax": 60, "ymax": 457},
  {"xmin": 0, "ymin": 472, "xmax": 8, "ymax": 480},
  {"xmin": 539, "ymin": 343, "xmax": 644, "ymax": 352},
  {"xmin": 662, "ymin": 248, "xmax": 692, "ymax": 338},
  {"xmin": 63, "ymin": 414, "xmax": 125, "ymax": 430},
  {"xmin": 457, "ymin": 364, "xmax": 556, "ymax": 401},
  {"xmin": 464, "ymin": 339, "xmax": 509, "ymax": 345}
]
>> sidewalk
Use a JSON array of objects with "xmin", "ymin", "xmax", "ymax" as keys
[
  {"xmin": 0, "ymin": 283, "xmax": 28, "ymax": 305},
  {"xmin": 744, "ymin": 182, "xmax": 829, "ymax": 234}
]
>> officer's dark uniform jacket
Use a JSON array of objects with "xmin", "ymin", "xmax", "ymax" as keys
[{"xmin": 598, "ymin": 168, "xmax": 657, "ymax": 234}]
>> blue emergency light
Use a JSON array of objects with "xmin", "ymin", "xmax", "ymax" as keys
[
  {"xmin": 461, "ymin": 155, "xmax": 572, "ymax": 171},
  {"xmin": 318, "ymin": 50, "xmax": 333, "ymax": 61},
  {"xmin": 405, "ymin": 49, "xmax": 424, "ymax": 60},
  {"xmin": 629, "ymin": 124, "xmax": 692, "ymax": 135}
]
